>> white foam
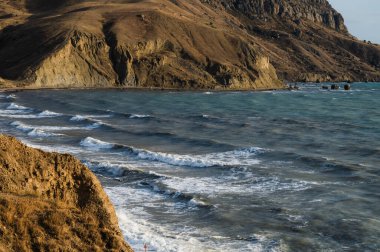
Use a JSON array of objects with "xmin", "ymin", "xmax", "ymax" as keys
[
  {"xmin": 77, "ymin": 137, "xmax": 263, "ymax": 168},
  {"xmin": 27, "ymin": 129, "xmax": 62, "ymax": 137},
  {"xmin": 11, "ymin": 121, "xmax": 34, "ymax": 131},
  {"xmin": 161, "ymin": 175, "xmax": 312, "ymax": 198},
  {"xmin": 0, "ymin": 111, "xmax": 61, "ymax": 119},
  {"xmin": 0, "ymin": 113, "xmax": 37, "ymax": 118},
  {"xmin": 0, "ymin": 108, "xmax": 29, "ymax": 115},
  {"xmin": 83, "ymin": 160, "xmax": 135, "ymax": 176},
  {"xmin": 15, "ymin": 137, "xmax": 85, "ymax": 154},
  {"xmin": 11, "ymin": 121, "xmax": 96, "ymax": 134},
  {"xmin": 129, "ymin": 114, "xmax": 151, "ymax": 119},
  {"xmin": 38, "ymin": 110, "xmax": 62, "ymax": 117},
  {"xmin": 85, "ymin": 122, "xmax": 103, "ymax": 129},
  {"xmin": 106, "ymin": 186, "xmax": 284, "ymax": 252},
  {"xmin": 7, "ymin": 102, "xmax": 30, "ymax": 110},
  {"xmin": 6, "ymin": 94, "xmax": 16, "ymax": 99},
  {"xmin": 70, "ymin": 114, "xmax": 111, "ymax": 121},
  {"xmin": 80, "ymin": 137, "xmax": 114, "ymax": 150},
  {"xmin": 132, "ymin": 147, "xmax": 263, "ymax": 168},
  {"xmin": 70, "ymin": 115, "xmax": 86, "ymax": 121}
]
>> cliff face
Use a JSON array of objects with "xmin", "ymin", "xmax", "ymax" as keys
[
  {"xmin": 0, "ymin": 135, "xmax": 132, "ymax": 252},
  {"xmin": 202, "ymin": 0, "xmax": 346, "ymax": 31},
  {"xmin": 0, "ymin": 0, "xmax": 379, "ymax": 88},
  {"xmin": 0, "ymin": 0, "xmax": 282, "ymax": 90},
  {"xmin": 202, "ymin": 0, "xmax": 380, "ymax": 82}
]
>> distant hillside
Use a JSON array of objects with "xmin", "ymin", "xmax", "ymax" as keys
[{"xmin": 0, "ymin": 0, "xmax": 379, "ymax": 89}]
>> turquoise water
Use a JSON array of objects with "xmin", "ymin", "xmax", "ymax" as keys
[{"xmin": 0, "ymin": 83, "xmax": 379, "ymax": 251}]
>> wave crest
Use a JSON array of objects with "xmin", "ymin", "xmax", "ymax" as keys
[
  {"xmin": 7, "ymin": 103, "xmax": 30, "ymax": 111},
  {"xmin": 80, "ymin": 137, "xmax": 115, "ymax": 149},
  {"xmin": 78, "ymin": 137, "xmax": 263, "ymax": 168}
]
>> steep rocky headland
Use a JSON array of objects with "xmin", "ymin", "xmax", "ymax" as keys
[
  {"xmin": 0, "ymin": 135, "xmax": 133, "ymax": 252},
  {"xmin": 0, "ymin": 0, "xmax": 379, "ymax": 89}
]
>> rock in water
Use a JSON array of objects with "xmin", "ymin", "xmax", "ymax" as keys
[
  {"xmin": 0, "ymin": 135, "xmax": 133, "ymax": 252},
  {"xmin": 331, "ymin": 84, "xmax": 340, "ymax": 90}
]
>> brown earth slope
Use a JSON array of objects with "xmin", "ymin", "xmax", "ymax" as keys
[
  {"xmin": 0, "ymin": 134, "xmax": 133, "ymax": 252},
  {"xmin": 0, "ymin": 0, "xmax": 379, "ymax": 89},
  {"xmin": 203, "ymin": 0, "xmax": 380, "ymax": 82},
  {"xmin": 0, "ymin": 0, "xmax": 282, "ymax": 90}
]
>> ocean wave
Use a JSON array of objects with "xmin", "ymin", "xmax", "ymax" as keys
[
  {"xmin": 0, "ymin": 112, "xmax": 37, "ymax": 118},
  {"xmin": 78, "ymin": 137, "xmax": 263, "ymax": 168},
  {"xmin": 84, "ymin": 160, "xmax": 162, "ymax": 180},
  {"xmin": 106, "ymin": 186, "xmax": 283, "ymax": 252},
  {"xmin": 11, "ymin": 121, "xmax": 99, "ymax": 135},
  {"xmin": 7, "ymin": 102, "xmax": 30, "ymax": 111},
  {"xmin": 161, "ymin": 175, "xmax": 312, "ymax": 198},
  {"xmin": 70, "ymin": 114, "xmax": 111, "ymax": 121},
  {"xmin": 129, "ymin": 114, "xmax": 152, "ymax": 119},
  {"xmin": 38, "ymin": 110, "xmax": 63, "ymax": 117},
  {"xmin": 82, "ymin": 159, "xmax": 212, "ymax": 208},
  {"xmin": 6, "ymin": 94, "xmax": 16, "ymax": 99},
  {"xmin": 106, "ymin": 187, "xmax": 208, "ymax": 252},
  {"xmin": 0, "ymin": 110, "xmax": 63, "ymax": 119},
  {"xmin": 0, "ymin": 108, "xmax": 30, "ymax": 115},
  {"xmin": 133, "ymin": 147, "xmax": 262, "ymax": 168},
  {"xmin": 70, "ymin": 115, "xmax": 86, "ymax": 121},
  {"xmin": 149, "ymin": 181, "xmax": 213, "ymax": 208},
  {"xmin": 27, "ymin": 129, "xmax": 63, "ymax": 137},
  {"xmin": 269, "ymin": 151, "xmax": 361, "ymax": 176},
  {"xmin": 123, "ymin": 130, "xmax": 234, "ymax": 149},
  {"xmin": 86, "ymin": 122, "xmax": 103, "ymax": 129},
  {"xmin": 80, "ymin": 137, "xmax": 115, "ymax": 149}
]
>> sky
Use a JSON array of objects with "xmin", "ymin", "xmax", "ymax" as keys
[{"xmin": 328, "ymin": 0, "xmax": 380, "ymax": 43}]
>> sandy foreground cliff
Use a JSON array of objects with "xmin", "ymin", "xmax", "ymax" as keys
[
  {"xmin": 0, "ymin": 134, "xmax": 133, "ymax": 252},
  {"xmin": 0, "ymin": 0, "xmax": 379, "ymax": 89}
]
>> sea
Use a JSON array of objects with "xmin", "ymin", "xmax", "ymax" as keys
[{"xmin": 0, "ymin": 83, "xmax": 379, "ymax": 251}]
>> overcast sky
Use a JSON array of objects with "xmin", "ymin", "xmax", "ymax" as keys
[{"xmin": 329, "ymin": 0, "xmax": 380, "ymax": 43}]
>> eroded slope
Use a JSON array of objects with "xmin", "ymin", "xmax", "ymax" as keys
[
  {"xmin": 0, "ymin": 0, "xmax": 282, "ymax": 89},
  {"xmin": 0, "ymin": 0, "xmax": 379, "ymax": 88}
]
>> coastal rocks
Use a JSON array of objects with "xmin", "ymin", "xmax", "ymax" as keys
[
  {"xmin": 331, "ymin": 84, "xmax": 339, "ymax": 90},
  {"xmin": 0, "ymin": 135, "xmax": 132, "ymax": 252}
]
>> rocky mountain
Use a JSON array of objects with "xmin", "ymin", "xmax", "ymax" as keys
[
  {"xmin": 0, "ymin": 0, "xmax": 379, "ymax": 89},
  {"xmin": 0, "ymin": 134, "xmax": 133, "ymax": 252}
]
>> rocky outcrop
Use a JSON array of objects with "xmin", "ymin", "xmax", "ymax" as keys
[
  {"xmin": 0, "ymin": 0, "xmax": 379, "ymax": 88},
  {"xmin": 202, "ymin": 0, "xmax": 346, "ymax": 31},
  {"xmin": 0, "ymin": 135, "xmax": 133, "ymax": 252},
  {"xmin": 201, "ymin": 0, "xmax": 380, "ymax": 82}
]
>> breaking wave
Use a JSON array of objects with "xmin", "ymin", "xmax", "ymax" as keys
[{"xmin": 79, "ymin": 137, "xmax": 264, "ymax": 168}]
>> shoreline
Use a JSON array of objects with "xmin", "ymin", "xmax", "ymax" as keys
[{"xmin": 1, "ymin": 82, "xmax": 377, "ymax": 93}]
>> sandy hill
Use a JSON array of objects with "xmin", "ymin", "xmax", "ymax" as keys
[
  {"xmin": 0, "ymin": 134, "xmax": 132, "ymax": 252},
  {"xmin": 0, "ymin": 0, "xmax": 379, "ymax": 89}
]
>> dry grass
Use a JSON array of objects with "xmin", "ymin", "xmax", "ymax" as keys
[{"xmin": 0, "ymin": 135, "xmax": 132, "ymax": 252}]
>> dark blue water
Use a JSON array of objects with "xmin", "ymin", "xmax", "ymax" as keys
[{"xmin": 0, "ymin": 83, "xmax": 379, "ymax": 251}]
